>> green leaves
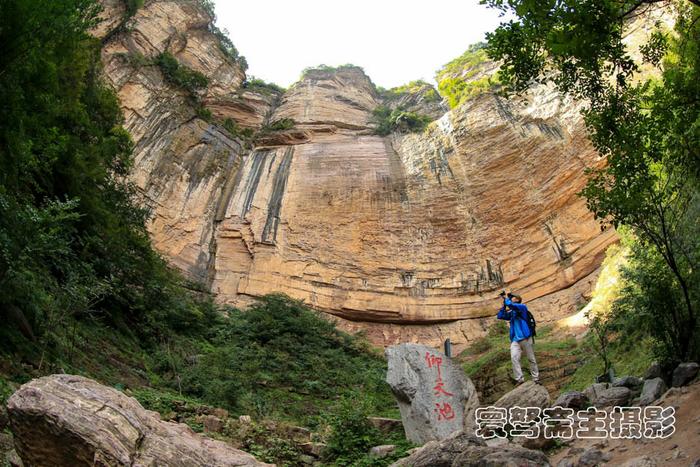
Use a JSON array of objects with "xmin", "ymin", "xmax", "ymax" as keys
[
  {"xmin": 155, "ymin": 52, "xmax": 209, "ymax": 95},
  {"xmin": 483, "ymin": 0, "xmax": 700, "ymax": 363},
  {"xmin": 372, "ymin": 106, "xmax": 432, "ymax": 135}
]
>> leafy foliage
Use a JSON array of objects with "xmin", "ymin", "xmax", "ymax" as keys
[
  {"xmin": 243, "ymin": 76, "xmax": 286, "ymax": 95},
  {"xmin": 266, "ymin": 118, "xmax": 295, "ymax": 132},
  {"xmin": 483, "ymin": 0, "xmax": 700, "ymax": 363},
  {"xmin": 381, "ymin": 80, "xmax": 441, "ymax": 103},
  {"xmin": 171, "ymin": 295, "xmax": 396, "ymax": 426},
  {"xmin": 156, "ymin": 52, "xmax": 209, "ymax": 95},
  {"xmin": 372, "ymin": 106, "xmax": 433, "ymax": 135},
  {"xmin": 435, "ymin": 42, "xmax": 499, "ymax": 108},
  {"xmin": 124, "ymin": 0, "xmax": 143, "ymax": 18},
  {"xmin": 301, "ymin": 64, "xmax": 364, "ymax": 79}
]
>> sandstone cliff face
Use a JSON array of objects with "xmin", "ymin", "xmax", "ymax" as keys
[{"xmin": 98, "ymin": 0, "xmax": 616, "ymax": 348}]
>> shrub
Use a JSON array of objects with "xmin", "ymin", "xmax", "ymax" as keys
[
  {"xmin": 383, "ymin": 80, "xmax": 442, "ymax": 103},
  {"xmin": 243, "ymin": 77, "xmax": 285, "ymax": 95},
  {"xmin": 372, "ymin": 106, "xmax": 432, "ymax": 135},
  {"xmin": 267, "ymin": 118, "xmax": 295, "ymax": 131},
  {"xmin": 156, "ymin": 52, "xmax": 209, "ymax": 95},
  {"xmin": 175, "ymin": 294, "xmax": 396, "ymax": 425},
  {"xmin": 124, "ymin": 0, "xmax": 143, "ymax": 18},
  {"xmin": 321, "ymin": 397, "xmax": 383, "ymax": 466},
  {"xmin": 436, "ymin": 42, "xmax": 499, "ymax": 108}
]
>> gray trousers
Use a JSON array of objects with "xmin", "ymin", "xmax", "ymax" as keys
[{"xmin": 511, "ymin": 336, "xmax": 539, "ymax": 381}]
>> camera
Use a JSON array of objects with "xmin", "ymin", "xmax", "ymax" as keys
[{"xmin": 499, "ymin": 290, "xmax": 506, "ymax": 297}]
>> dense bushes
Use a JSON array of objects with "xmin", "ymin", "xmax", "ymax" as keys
[
  {"xmin": 156, "ymin": 52, "xmax": 209, "ymax": 95},
  {"xmin": 0, "ymin": 0, "xmax": 222, "ymax": 358},
  {"xmin": 167, "ymin": 295, "xmax": 396, "ymax": 426},
  {"xmin": 372, "ymin": 106, "xmax": 432, "ymax": 135},
  {"xmin": 243, "ymin": 76, "xmax": 286, "ymax": 95},
  {"xmin": 380, "ymin": 80, "xmax": 441, "ymax": 103},
  {"xmin": 435, "ymin": 42, "xmax": 499, "ymax": 108}
]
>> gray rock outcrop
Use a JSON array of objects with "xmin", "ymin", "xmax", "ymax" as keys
[
  {"xmin": 644, "ymin": 361, "xmax": 662, "ymax": 380},
  {"xmin": 639, "ymin": 377, "xmax": 667, "ymax": 406},
  {"xmin": 6, "ymin": 374, "xmax": 271, "ymax": 467},
  {"xmin": 612, "ymin": 375, "xmax": 643, "ymax": 389},
  {"xmin": 494, "ymin": 381, "xmax": 550, "ymax": 409},
  {"xmin": 390, "ymin": 432, "xmax": 550, "ymax": 467},
  {"xmin": 553, "ymin": 391, "xmax": 589, "ymax": 409},
  {"xmin": 594, "ymin": 386, "xmax": 631, "ymax": 407},
  {"xmin": 385, "ymin": 344, "xmax": 479, "ymax": 444},
  {"xmin": 582, "ymin": 382, "xmax": 608, "ymax": 403},
  {"xmin": 671, "ymin": 362, "xmax": 699, "ymax": 387}
]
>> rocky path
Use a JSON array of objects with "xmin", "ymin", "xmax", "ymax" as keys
[{"xmin": 551, "ymin": 380, "xmax": 700, "ymax": 467}]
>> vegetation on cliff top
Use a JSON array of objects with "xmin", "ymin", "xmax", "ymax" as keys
[
  {"xmin": 300, "ymin": 63, "xmax": 366, "ymax": 79},
  {"xmin": 378, "ymin": 80, "xmax": 441, "ymax": 103},
  {"xmin": 435, "ymin": 42, "xmax": 500, "ymax": 108}
]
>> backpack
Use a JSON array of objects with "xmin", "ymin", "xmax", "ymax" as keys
[{"xmin": 525, "ymin": 309, "xmax": 537, "ymax": 338}]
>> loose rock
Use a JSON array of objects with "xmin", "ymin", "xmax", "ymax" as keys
[
  {"xmin": 369, "ymin": 444, "xmax": 396, "ymax": 458},
  {"xmin": 594, "ymin": 386, "xmax": 631, "ymax": 407},
  {"xmin": 554, "ymin": 391, "xmax": 589, "ymax": 410},
  {"xmin": 583, "ymin": 383, "xmax": 608, "ymax": 403},
  {"xmin": 300, "ymin": 442, "xmax": 325, "ymax": 458},
  {"xmin": 644, "ymin": 362, "xmax": 662, "ymax": 380},
  {"xmin": 576, "ymin": 447, "xmax": 610, "ymax": 466},
  {"xmin": 6, "ymin": 374, "xmax": 271, "ymax": 467},
  {"xmin": 385, "ymin": 344, "xmax": 479, "ymax": 444},
  {"xmin": 671, "ymin": 362, "xmax": 699, "ymax": 387},
  {"xmin": 494, "ymin": 381, "xmax": 550, "ymax": 409},
  {"xmin": 619, "ymin": 456, "xmax": 657, "ymax": 467},
  {"xmin": 390, "ymin": 432, "xmax": 549, "ymax": 467},
  {"xmin": 367, "ymin": 416, "xmax": 402, "ymax": 434},
  {"xmin": 639, "ymin": 377, "xmax": 667, "ymax": 406},
  {"xmin": 202, "ymin": 415, "xmax": 224, "ymax": 433},
  {"xmin": 612, "ymin": 375, "xmax": 643, "ymax": 389}
]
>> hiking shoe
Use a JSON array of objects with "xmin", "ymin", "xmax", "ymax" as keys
[{"xmin": 533, "ymin": 379, "xmax": 541, "ymax": 385}]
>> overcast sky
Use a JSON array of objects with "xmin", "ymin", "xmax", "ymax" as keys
[{"xmin": 214, "ymin": 0, "xmax": 505, "ymax": 89}]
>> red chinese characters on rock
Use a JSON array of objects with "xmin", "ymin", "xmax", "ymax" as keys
[{"xmin": 426, "ymin": 352, "xmax": 455, "ymax": 422}]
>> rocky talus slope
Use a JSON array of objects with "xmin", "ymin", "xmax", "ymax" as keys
[{"xmin": 97, "ymin": 0, "xmax": 616, "ymax": 347}]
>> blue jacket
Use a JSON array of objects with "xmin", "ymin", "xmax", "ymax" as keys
[{"xmin": 497, "ymin": 298, "xmax": 532, "ymax": 342}]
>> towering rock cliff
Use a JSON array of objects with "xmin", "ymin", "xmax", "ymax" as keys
[{"xmin": 97, "ymin": 0, "xmax": 616, "ymax": 348}]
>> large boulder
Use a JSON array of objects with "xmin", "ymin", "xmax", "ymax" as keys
[
  {"xmin": 644, "ymin": 362, "xmax": 662, "ymax": 380},
  {"xmin": 594, "ymin": 386, "xmax": 631, "ymax": 407},
  {"xmin": 367, "ymin": 416, "xmax": 402, "ymax": 434},
  {"xmin": 390, "ymin": 432, "xmax": 550, "ymax": 467},
  {"xmin": 6, "ymin": 374, "xmax": 271, "ymax": 467},
  {"xmin": 386, "ymin": 344, "xmax": 479, "ymax": 444},
  {"xmin": 671, "ymin": 362, "xmax": 699, "ymax": 387},
  {"xmin": 639, "ymin": 377, "xmax": 667, "ymax": 406},
  {"xmin": 553, "ymin": 391, "xmax": 589, "ymax": 410},
  {"xmin": 582, "ymin": 382, "xmax": 608, "ymax": 403},
  {"xmin": 494, "ymin": 381, "xmax": 550, "ymax": 409},
  {"xmin": 612, "ymin": 376, "xmax": 642, "ymax": 389}
]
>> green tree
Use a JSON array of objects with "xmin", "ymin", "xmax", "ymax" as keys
[
  {"xmin": 483, "ymin": 0, "xmax": 700, "ymax": 361},
  {"xmin": 0, "ymin": 0, "xmax": 216, "ymax": 350}
]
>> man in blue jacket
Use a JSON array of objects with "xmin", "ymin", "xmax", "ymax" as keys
[{"xmin": 497, "ymin": 292, "xmax": 540, "ymax": 385}]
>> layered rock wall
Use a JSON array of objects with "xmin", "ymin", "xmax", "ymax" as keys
[{"xmin": 98, "ymin": 0, "xmax": 616, "ymax": 347}]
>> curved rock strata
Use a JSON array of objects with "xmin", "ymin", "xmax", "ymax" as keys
[
  {"xmin": 97, "ymin": 0, "xmax": 616, "ymax": 347},
  {"xmin": 6, "ymin": 374, "xmax": 271, "ymax": 467}
]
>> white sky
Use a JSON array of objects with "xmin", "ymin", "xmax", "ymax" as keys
[{"xmin": 214, "ymin": 0, "xmax": 505, "ymax": 89}]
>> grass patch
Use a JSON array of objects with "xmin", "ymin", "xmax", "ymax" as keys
[{"xmin": 564, "ymin": 334, "xmax": 654, "ymax": 391}]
